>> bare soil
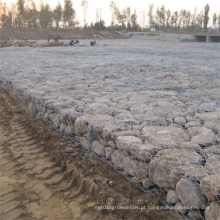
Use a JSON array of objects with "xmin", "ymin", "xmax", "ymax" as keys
[
  {"xmin": 0, "ymin": 89, "xmax": 184, "ymax": 220},
  {"xmin": 0, "ymin": 28, "xmax": 126, "ymax": 40}
]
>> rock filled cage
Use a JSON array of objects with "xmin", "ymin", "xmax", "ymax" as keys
[{"xmin": 1, "ymin": 76, "xmax": 219, "ymax": 220}]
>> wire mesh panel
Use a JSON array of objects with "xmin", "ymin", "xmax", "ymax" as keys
[{"xmin": 0, "ymin": 40, "xmax": 220, "ymax": 219}]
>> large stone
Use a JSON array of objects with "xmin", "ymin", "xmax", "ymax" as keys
[
  {"xmin": 202, "ymin": 145, "xmax": 220, "ymax": 158},
  {"xmin": 92, "ymin": 140, "xmax": 105, "ymax": 156},
  {"xmin": 176, "ymin": 178, "xmax": 208, "ymax": 207},
  {"xmin": 185, "ymin": 121, "xmax": 202, "ymax": 129},
  {"xmin": 178, "ymin": 141, "xmax": 201, "ymax": 153},
  {"xmin": 104, "ymin": 147, "xmax": 114, "ymax": 159},
  {"xmin": 146, "ymin": 208, "xmax": 185, "ymax": 220},
  {"xmin": 195, "ymin": 111, "xmax": 220, "ymax": 121},
  {"xmin": 131, "ymin": 177, "xmax": 141, "ymax": 184},
  {"xmin": 205, "ymin": 201, "xmax": 220, "ymax": 220},
  {"xmin": 136, "ymin": 168, "xmax": 148, "ymax": 179},
  {"xmin": 200, "ymin": 175, "xmax": 220, "ymax": 202},
  {"xmin": 179, "ymin": 165, "xmax": 209, "ymax": 180},
  {"xmin": 116, "ymin": 136, "xmax": 142, "ymax": 152},
  {"xmin": 204, "ymin": 155, "xmax": 220, "ymax": 174},
  {"xmin": 141, "ymin": 177, "xmax": 153, "ymax": 189},
  {"xmin": 188, "ymin": 210, "xmax": 203, "ymax": 220},
  {"xmin": 107, "ymin": 140, "xmax": 116, "ymax": 149},
  {"xmin": 174, "ymin": 202, "xmax": 188, "ymax": 215},
  {"xmin": 156, "ymin": 149, "xmax": 204, "ymax": 166},
  {"xmin": 110, "ymin": 150, "xmax": 140, "ymax": 176},
  {"xmin": 75, "ymin": 114, "xmax": 113, "ymax": 135},
  {"xmin": 142, "ymin": 125, "xmax": 190, "ymax": 148},
  {"xmin": 111, "ymin": 150, "xmax": 124, "ymax": 169},
  {"xmin": 149, "ymin": 159, "xmax": 182, "ymax": 190},
  {"xmin": 189, "ymin": 127, "xmax": 218, "ymax": 147},
  {"xmin": 80, "ymin": 137, "xmax": 91, "ymax": 150},
  {"xmin": 174, "ymin": 117, "xmax": 186, "ymax": 127},
  {"xmin": 167, "ymin": 190, "xmax": 179, "ymax": 204},
  {"xmin": 204, "ymin": 120, "xmax": 220, "ymax": 133},
  {"xmin": 149, "ymin": 149, "xmax": 204, "ymax": 189},
  {"xmin": 130, "ymin": 143, "xmax": 162, "ymax": 162},
  {"xmin": 123, "ymin": 156, "xmax": 139, "ymax": 176}
]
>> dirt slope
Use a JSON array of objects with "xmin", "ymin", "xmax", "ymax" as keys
[{"xmin": 0, "ymin": 28, "xmax": 126, "ymax": 40}]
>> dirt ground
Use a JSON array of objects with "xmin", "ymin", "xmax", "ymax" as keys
[
  {"xmin": 0, "ymin": 89, "xmax": 183, "ymax": 220},
  {"xmin": 0, "ymin": 28, "xmax": 126, "ymax": 40}
]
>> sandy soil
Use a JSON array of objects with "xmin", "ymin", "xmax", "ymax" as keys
[{"xmin": 0, "ymin": 89, "xmax": 183, "ymax": 220}]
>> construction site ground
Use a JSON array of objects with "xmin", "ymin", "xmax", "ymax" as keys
[{"xmin": 0, "ymin": 89, "xmax": 183, "ymax": 220}]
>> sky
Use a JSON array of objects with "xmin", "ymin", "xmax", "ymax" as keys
[{"xmin": 3, "ymin": 0, "xmax": 220, "ymax": 26}]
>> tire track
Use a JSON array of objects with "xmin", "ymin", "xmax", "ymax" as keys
[{"xmin": 0, "ymin": 90, "xmax": 119, "ymax": 220}]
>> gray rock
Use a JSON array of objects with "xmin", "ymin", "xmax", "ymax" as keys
[
  {"xmin": 123, "ymin": 156, "xmax": 139, "ymax": 176},
  {"xmin": 130, "ymin": 143, "xmax": 161, "ymax": 162},
  {"xmin": 104, "ymin": 147, "xmax": 114, "ymax": 159},
  {"xmin": 92, "ymin": 140, "xmax": 105, "ymax": 156},
  {"xmin": 149, "ymin": 159, "xmax": 182, "ymax": 190},
  {"xmin": 116, "ymin": 136, "xmax": 142, "ymax": 152},
  {"xmin": 204, "ymin": 155, "xmax": 220, "ymax": 174},
  {"xmin": 188, "ymin": 210, "xmax": 203, "ymax": 220},
  {"xmin": 136, "ymin": 168, "xmax": 148, "ymax": 179},
  {"xmin": 179, "ymin": 164, "xmax": 209, "ymax": 180},
  {"xmin": 141, "ymin": 177, "xmax": 153, "ymax": 189},
  {"xmin": 174, "ymin": 116, "xmax": 186, "ymax": 126},
  {"xmin": 174, "ymin": 202, "xmax": 188, "ymax": 215},
  {"xmin": 190, "ymin": 127, "xmax": 218, "ymax": 147},
  {"xmin": 108, "ymin": 140, "xmax": 116, "ymax": 149},
  {"xmin": 195, "ymin": 111, "xmax": 220, "ymax": 121},
  {"xmin": 176, "ymin": 178, "xmax": 208, "ymax": 207},
  {"xmin": 200, "ymin": 175, "xmax": 220, "ymax": 202},
  {"xmin": 185, "ymin": 121, "xmax": 202, "ymax": 129},
  {"xmin": 201, "ymin": 145, "xmax": 220, "ymax": 158},
  {"xmin": 167, "ymin": 190, "xmax": 180, "ymax": 204},
  {"xmin": 156, "ymin": 149, "xmax": 204, "ymax": 166},
  {"xmin": 205, "ymin": 201, "xmax": 220, "ymax": 220},
  {"xmin": 131, "ymin": 177, "xmax": 141, "ymax": 184},
  {"xmin": 111, "ymin": 150, "xmax": 124, "ymax": 169},
  {"xmin": 204, "ymin": 120, "xmax": 220, "ymax": 133},
  {"xmin": 110, "ymin": 150, "xmax": 140, "ymax": 176},
  {"xmin": 142, "ymin": 125, "xmax": 190, "ymax": 148}
]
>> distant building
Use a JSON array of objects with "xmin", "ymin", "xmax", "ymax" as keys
[{"xmin": 150, "ymin": 28, "xmax": 156, "ymax": 32}]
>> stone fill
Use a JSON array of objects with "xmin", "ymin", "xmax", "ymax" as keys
[{"xmin": 1, "ymin": 39, "xmax": 220, "ymax": 219}]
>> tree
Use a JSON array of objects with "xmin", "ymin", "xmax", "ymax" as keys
[
  {"xmin": 63, "ymin": 0, "xmax": 75, "ymax": 28},
  {"xmin": 166, "ymin": 9, "xmax": 171, "ymax": 30},
  {"xmin": 213, "ymin": 13, "xmax": 217, "ymax": 28},
  {"xmin": 17, "ymin": 0, "xmax": 25, "ymax": 27},
  {"xmin": 110, "ymin": 1, "xmax": 116, "ymax": 26},
  {"xmin": 204, "ymin": 4, "xmax": 210, "ymax": 32},
  {"xmin": 131, "ymin": 10, "xmax": 138, "ymax": 31},
  {"xmin": 196, "ymin": 10, "xmax": 204, "ymax": 31},
  {"xmin": 190, "ymin": 7, "xmax": 197, "ymax": 31},
  {"xmin": 24, "ymin": 0, "xmax": 39, "ymax": 28},
  {"xmin": 39, "ymin": 2, "xmax": 53, "ymax": 28},
  {"xmin": 218, "ymin": 14, "xmax": 220, "ymax": 32},
  {"xmin": 54, "ymin": 2, "xmax": 62, "ymax": 28},
  {"xmin": 160, "ymin": 5, "xmax": 166, "ymax": 28},
  {"xmin": 81, "ymin": 0, "xmax": 88, "ymax": 27},
  {"xmin": 148, "ymin": 3, "xmax": 154, "ymax": 28}
]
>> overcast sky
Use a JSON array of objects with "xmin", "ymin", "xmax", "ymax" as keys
[{"xmin": 3, "ymin": 0, "xmax": 220, "ymax": 26}]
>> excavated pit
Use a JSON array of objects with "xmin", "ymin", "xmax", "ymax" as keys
[{"xmin": 1, "ymin": 39, "xmax": 220, "ymax": 219}]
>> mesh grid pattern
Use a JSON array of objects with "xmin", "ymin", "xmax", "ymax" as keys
[{"xmin": 0, "ymin": 41, "xmax": 220, "ymax": 219}]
